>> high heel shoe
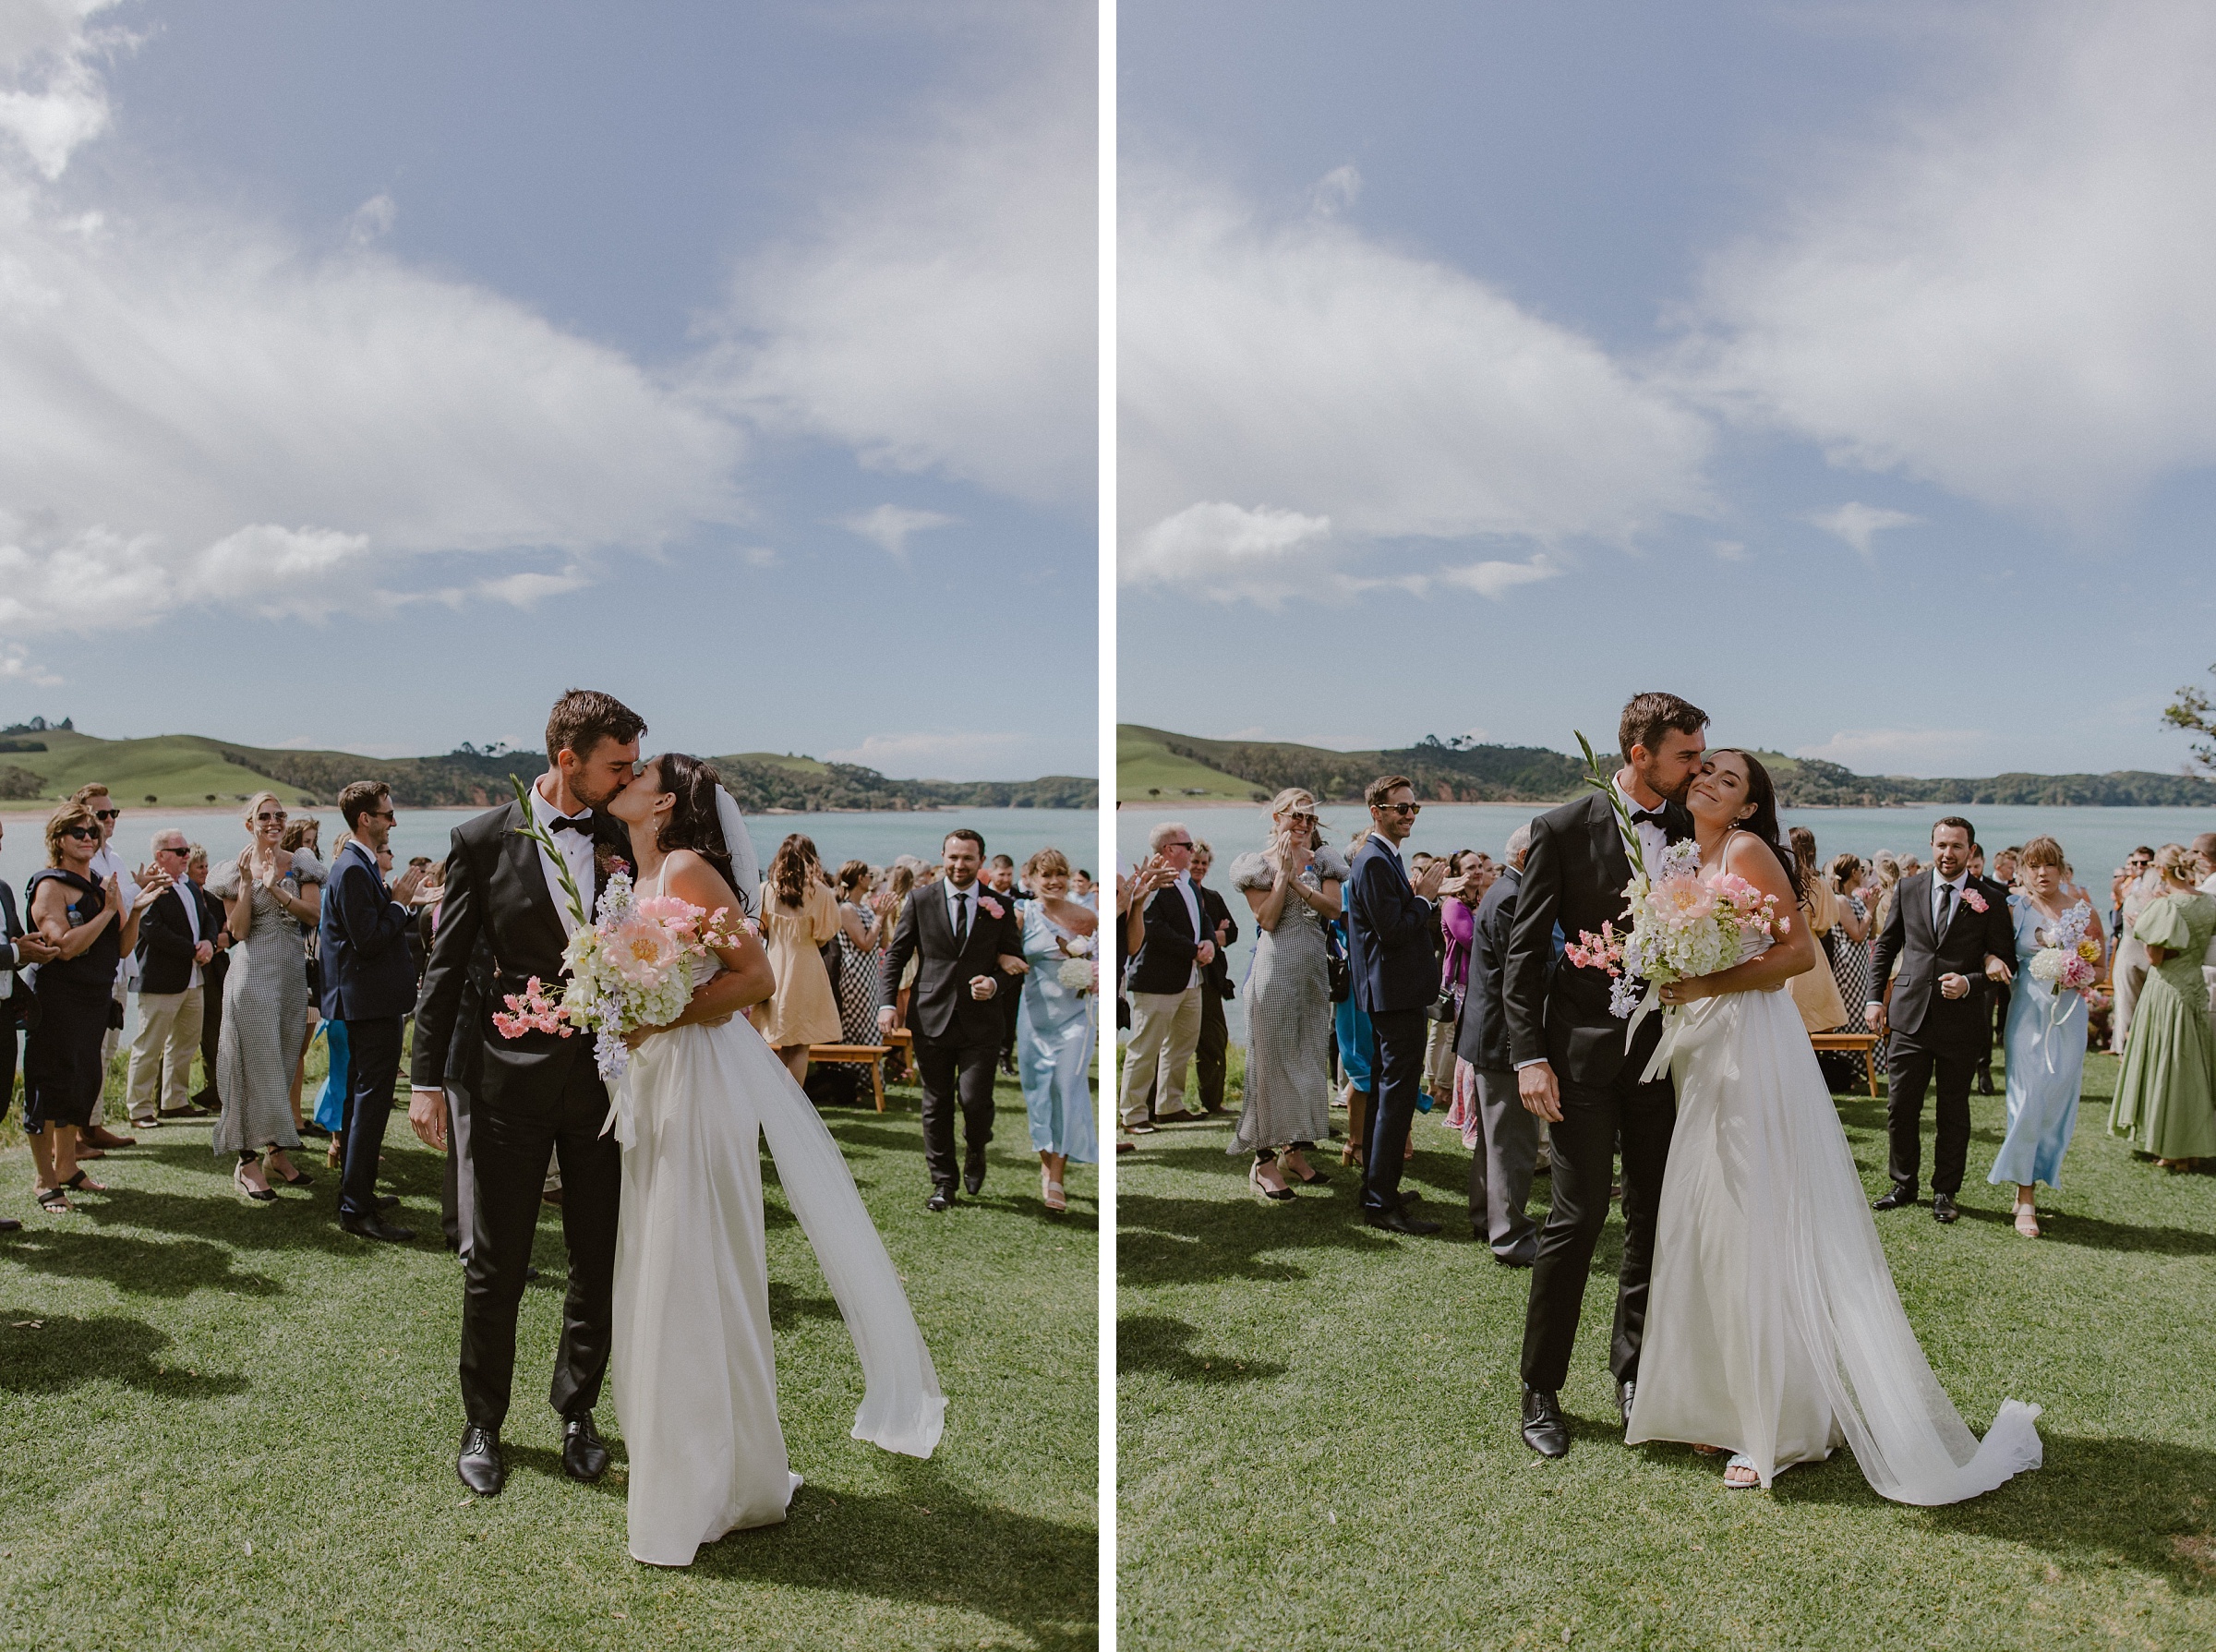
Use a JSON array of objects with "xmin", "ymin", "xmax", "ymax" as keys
[
  {"xmin": 1280, "ymin": 1152, "xmax": 1331, "ymax": 1187},
  {"xmin": 1249, "ymin": 1163, "xmax": 1295, "ymax": 1202},
  {"xmin": 2012, "ymin": 1200, "xmax": 2040, "ymax": 1238},
  {"xmin": 266, "ymin": 1154, "xmax": 315, "ymax": 1188},
  {"xmin": 234, "ymin": 1162, "xmax": 277, "ymax": 1203}
]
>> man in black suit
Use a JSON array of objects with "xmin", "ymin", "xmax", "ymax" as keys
[
  {"xmin": 1456, "ymin": 822, "xmax": 1541, "ymax": 1266},
  {"xmin": 880, "ymin": 829, "xmax": 1024, "ymax": 1210},
  {"xmin": 126, "ymin": 829, "xmax": 217, "ymax": 1128},
  {"xmin": 185, "ymin": 844, "xmax": 229, "ymax": 1113},
  {"xmin": 1505, "ymin": 692, "xmax": 1704, "ymax": 1458},
  {"xmin": 987, "ymin": 855, "xmax": 1024, "ymax": 1076},
  {"xmin": 2, "ymin": 817, "xmax": 63, "ymax": 1230},
  {"xmin": 1867, "ymin": 816, "xmax": 2016, "ymax": 1225},
  {"xmin": 1346, "ymin": 775, "xmax": 1451, "ymax": 1233},
  {"xmin": 323, "ymin": 782, "xmax": 428, "ymax": 1241},
  {"xmin": 408, "ymin": 689, "xmax": 644, "ymax": 1497},
  {"xmin": 1187, "ymin": 840, "xmax": 1238, "ymax": 1116},
  {"xmin": 1117, "ymin": 822, "xmax": 1217, "ymax": 1134}
]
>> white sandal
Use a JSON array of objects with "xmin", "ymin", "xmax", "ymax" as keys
[
  {"xmin": 1724, "ymin": 1453, "xmax": 1761, "ymax": 1489},
  {"xmin": 2013, "ymin": 1200, "xmax": 2040, "ymax": 1238}
]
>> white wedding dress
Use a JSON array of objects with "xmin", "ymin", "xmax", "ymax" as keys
[
  {"xmin": 1626, "ymin": 937, "xmax": 2042, "ymax": 1503},
  {"xmin": 608, "ymin": 950, "xmax": 945, "ymax": 1566}
]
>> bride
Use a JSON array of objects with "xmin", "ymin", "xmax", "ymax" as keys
[
  {"xmin": 1624, "ymin": 749, "xmax": 2041, "ymax": 1502},
  {"xmin": 603, "ymin": 753, "xmax": 945, "ymax": 1566}
]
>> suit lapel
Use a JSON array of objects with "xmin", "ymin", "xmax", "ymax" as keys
[
  {"xmin": 1589, "ymin": 791, "xmax": 1633, "ymax": 896},
  {"xmin": 500, "ymin": 800, "xmax": 571, "ymax": 958}
]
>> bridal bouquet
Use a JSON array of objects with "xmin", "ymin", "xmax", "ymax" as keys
[
  {"xmin": 2026, "ymin": 900, "xmax": 2099, "ymax": 1069},
  {"xmin": 1056, "ymin": 933, "xmax": 1098, "ymax": 996},
  {"xmin": 494, "ymin": 776, "xmax": 752, "ymax": 1081}
]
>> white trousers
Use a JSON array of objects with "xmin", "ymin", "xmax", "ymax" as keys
[
  {"xmin": 1120, "ymin": 987, "xmax": 1201, "ymax": 1127},
  {"xmin": 126, "ymin": 987, "xmax": 205, "ymax": 1121}
]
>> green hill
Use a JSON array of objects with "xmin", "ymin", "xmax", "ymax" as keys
[
  {"xmin": 1118, "ymin": 724, "xmax": 2216, "ymax": 809},
  {"xmin": 0, "ymin": 721, "xmax": 1094, "ymax": 813}
]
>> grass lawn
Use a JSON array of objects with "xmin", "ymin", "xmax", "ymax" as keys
[
  {"xmin": 0, "ymin": 1040, "xmax": 1098, "ymax": 1651},
  {"xmin": 1117, "ymin": 1046, "xmax": 2216, "ymax": 1649},
  {"xmin": 1116, "ymin": 727, "xmax": 1260, "ymax": 805}
]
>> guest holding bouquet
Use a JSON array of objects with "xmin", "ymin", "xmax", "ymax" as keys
[
  {"xmin": 1226, "ymin": 790, "xmax": 1345, "ymax": 1200},
  {"xmin": 2107, "ymin": 844, "xmax": 2216, "ymax": 1169},
  {"xmin": 1987, "ymin": 837, "xmax": 2102, "ymax": 1235},
  {"xmin": 1016, "ymin": 849, "xmax": 1098, "ymax": 1212}
]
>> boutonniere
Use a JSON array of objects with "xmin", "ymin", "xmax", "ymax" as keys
[
  {"xmin": 1961, "ymin": 888, "xmax": 1988, "ymax": 913},
  {"xmin": 978, "ymin": 896, "xmax": 1005, "ymax": 920},
  {"xmin": 595, "ymin": 848, "xmax": 630, "ymax": 880}
]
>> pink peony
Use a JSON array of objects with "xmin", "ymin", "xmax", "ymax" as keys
[
  {"xmin": 1650, "ymin": 876, "xmax": 1716, "ymax": 926},
  {"xmin": 979, "ymin": 895, "xmax": 1005, "ymax": 920},
  {"xmin": 608, "ymin": 914, "xmax": 682, "ymax": 984}
]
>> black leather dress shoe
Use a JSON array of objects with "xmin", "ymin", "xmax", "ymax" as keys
[
  {"xmin": 562, "ymin": 1410, "xmax": 610, "ymax": 1482},
  {"xmin": 1522, "ymin": 1387, "xmax": 1569, "ymax": 1458},
  {"xmin": 375, "ymin": 1193, "xmax": 402, "ymax": 1212},
  {"xmin": 343, "ymin": 1213, "xmax": 416, "ymax": 1243},
  {"xmin": 925, "ymin": 1187, "xmax": 955, "ymax": 1213},
  {"xmin": 1871, "ymin": 1187, "xmax": 1917, "ymax": 1212},
  {"xmin": 963, "ymin": 1171, "xmax": 985, "ymax": 1196},
  {"xmin": 1617, "ymin": 1378, "xmax": 1637, "ymax": 1430},
  {"xmin": 1932, "ymin": 1192, "xmax": 1959, "ymax": 1224},
  {"xmin": 1493, "ymin": 1247, "xmax": 1536, "ymax": 1269},
  {"xmin": 457, "ymin": 1424, "xmax": 504, "ymax": 1496},
  {"xmin": 1363, "ymin": 1207, "xmax": 1441, "ymax": 1236}
]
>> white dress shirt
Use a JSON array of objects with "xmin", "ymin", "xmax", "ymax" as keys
[
  {"xmin": 1171, "ymin": 871, "xmax": 1203, "ymax": 989},
  {"xmin": 90, "ymin": 841, "xmax": 141, "ymax": 988},
  {"xmin": 1931, "ymin": 869, "xmax": 1969, "ymax": 929},
  {"xmin": 176, "ymin": 868, "xmax": 203, "ymax": 989},
  {"xmin": 1612, "ymin": 780, "xmax": 1669, "ymax": 872},
  {"xmin": 530, "ymin": 779, "xmax": 598, "ymax": 935}
]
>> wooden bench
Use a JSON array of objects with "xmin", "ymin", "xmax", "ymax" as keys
[
  {"xmin": 807, "ymin": 1029, "xmax": 914, "ymax": 1113},
  {"xmin": 1810, "ymin": 1031, "xmax": 1883, "ymax": 1100}
]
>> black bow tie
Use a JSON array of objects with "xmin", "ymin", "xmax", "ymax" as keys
[
  {"xmin": 548, "ymin": 814, "xmax": 594, "ymax": 836},
  {"xmin": 1630, "ymin": 807, "xmax": 1668, "ymax": 826}
]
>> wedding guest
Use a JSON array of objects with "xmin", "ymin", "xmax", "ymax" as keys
[
  {"xmin": 1332, "ymin": 830, "xmax": 1375, "ymax": 1168},
  {"xmin": 70, "ymin": 784, "xmax": 141, "ymax": 1151},
  {"xmin": 282, "ymin": 816, "xmax": 326, "ymax": 1133},
  {"xmin": 1453, "ymin": 822, "xmax": 1541, "ymax": 1265},
  {"xmin": 186, "ymin": 844, "xmax": 229, "ymax": 1114},
  {"xmin": 1118, "ymin": 822, "xmax": 1215, "ymax": 1135},
  {"xmin": 1346, "ymin": 775, "xmax": 1449, "ymax": 1235},
  {"xmin": 23, "ymin": 802, "xmax": 160, "ymax": 1212},
  {"xmin": 1187, "ymin": 840, "xmax": 1238, "ymax": 1118},
  {"xmin": 754, "ymin": 834, "xmax": 843, "ymax": 1086},
  {"xmin": 2197, "ymin": 833, "xmax": 2216, "ymax": 1019},
  {"xmin": 208, "ymin": 792, "xmax": 323, "ymax": 1201},
  {"xmin": 1226, "ymin": 790, "xmax": 1344, "ymax": 1199},
  {"xmin": 1974, "ymin": 849, "xmax": 2016, "ymax": 1096},
  {"xmin": 1993, "ymin": 847, "xmax": 2020, "ymax": 887},
  {"xmin": 883, "ymin": 857, "xmax": 924, "ymax": 1043},
  {"xmin": 321, "ymin": 782, "xmax": 428, "ymax": 1240},
  {"xmin": 988, "ymin": 855, "xmax": 1024, "ymax": 1075},
  {"xmin": 1868, "ymin": 817, "xmax": 2018, "ymax": 1224},
  {"xmin": 1017, "ymin": 849, "xmax": 1098, "ymax": 1212},
  {"xmin": 1787, "ymin": 828, "xmax": 1850, "ymax": 1033},
  {"xmin": 830, "ymin": 861, "xmax": 886, "ymax": 1045},
  {"xmin": 2110, "ymin": 847, "xmax": 2159, "ymax": 1052},
  {"xmin": 1427, "ymin": 853, "xmax": 1484, "ymax": 1104},
  {"xmin": 2107, "ymin": 844, "xmax": 2216, "ymax": 1169},
  {"xmin": 2, "ymin": 816, "xmax": 64, "ymax": 1230},
  {"xmin": 1072, "ymin": 869, "xmax": 1097, "ymax": 909},
  {"xmin": 125, "ymin": 828, "xmax": 215, "ymax": 1128},
  {"xmin": 1988, "ymin": 837, "xmax": 2102, "ymax": 1236}
]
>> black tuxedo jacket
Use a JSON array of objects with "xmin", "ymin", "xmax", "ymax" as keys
[
  {"xmin": 1505, "ymin": 789, "xmax": 1693, "ymax": 1087},
  {"xmin": 1347, "ymin": 837, "xmax": 1439, "ymax": 1015},
  {"xmin": 135, "ymin": 885, "xmax": 212, "ymax": 995},
  {"xmin": 881, "ymin": 881, "xmax": 1023, "ymax": 1045},
  {"xmin": 1870, "ymin": 870, "xmax": 2015, "ymax": 1049},
  {"xmin": 1455, "ymin": 865, "xmax": 1522, "ymax": 1071},
  {"xmin": 320, "ymin": 841, "xmax": 421, "ymax": 1021},
  {"xmin": 410, "ymin": 798, "xmax": 626, "ymax": 1108},
  {"xmin": 1124, "ymin": 879, "xmax": 1203, "ymax": 996}
]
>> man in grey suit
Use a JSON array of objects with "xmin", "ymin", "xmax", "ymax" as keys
[{"xmin": 1455, "ymin": 822, "xmax": 1540, "ymax": 1267}]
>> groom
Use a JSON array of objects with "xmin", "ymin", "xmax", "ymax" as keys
[
  {"xmin": 1504, "ymin": 691, "xmax": 1705, "ymax": 1459},
  {"xmin": 409, "ymin": 688, "xmax": 644, "ymax": 1497}
]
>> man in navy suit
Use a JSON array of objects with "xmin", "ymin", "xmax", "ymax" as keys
[
  {"xmin": 1346, "ymin": 774, "xmax": 1450, "ymax": 1234},
  {"xmin": 322, "ymin": 780, "xmax": 428, "ymax": 1241}
]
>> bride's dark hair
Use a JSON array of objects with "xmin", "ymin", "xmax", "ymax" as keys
[
  {"xmin": 1713, "ymin": 749, "xmax": 1801, "ymax": 901},
  {"xmin": 649, "ymin": 753, "xmax": 740, "ymax": 902}
]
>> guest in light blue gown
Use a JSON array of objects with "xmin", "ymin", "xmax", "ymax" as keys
[
  {"xmin": 1987, "ymin": 836, "xmax": 2103, "ymax": 1236},
  {"xmin": 1017, "ymin": 849, "xmax": 1098, "ymax": 1212}
]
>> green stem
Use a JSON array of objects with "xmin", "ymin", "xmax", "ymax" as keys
[{"xmin": 507, "ymin": 773, "xmax": 594, "ymax": 931}]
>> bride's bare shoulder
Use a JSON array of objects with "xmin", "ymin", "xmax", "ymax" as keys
[{"xmin": 659, "ymin": 848, "xmax": 741, "ymax": 911}]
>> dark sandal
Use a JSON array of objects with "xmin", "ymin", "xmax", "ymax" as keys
[
  {"xmin": 64, "ymin": 1170, "xmax": 107, "ymax": 1193},
  {"xmin": 267, "ymin": 1160, "xmax": 315, "ymax": 1188},
  {"xmin": 35, "ymin": 1188, "xmax": 72, "ymax": 1213}
]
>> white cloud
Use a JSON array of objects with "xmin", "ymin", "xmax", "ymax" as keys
[
  {"xmin": 1807, "ymin": 502, "xmax": 1920, "ymax": 559},
  {"xmin": 1310, "ymin": 163, "xmax": 1362, "ymax": 217},
  {"xmin": 0, "ymin": 5, "xmax": 746, "ymax": 634},
  {"xmin": 822, "ymin": 729, "xmax": 1026, "ymax": 778},
  {"xmin": 347, "ymin": 191, "xmax": 395, "ymax": 245},
  {"xmin": 1688, "ymin": 2, "xmax": 2216, "ymax": 522},
  {"xmin": 1437, "ymin": 555, "xmax": 1563, "ymax": 599},
  {"xmin": 1121, "ymin": 168, "xmax": 1713, "ymax": 602},
  {"xmin": 696, "ymin": 8, "xmax": 1093, "ymax": 505},
  {"xmin": 1796, "ymin": 727, "xmax": 1988, "ymax": 775},
  {"xmin": 838, "ymin": 504, "xmax": 956, "ymax": 561},
  {"xmin": 1122, "ymin": 501, "xmax": 1331, "ymax": 602},
  {"xmin": 0, "ymin": 640, "xmax": 62, "ymax": 685}
]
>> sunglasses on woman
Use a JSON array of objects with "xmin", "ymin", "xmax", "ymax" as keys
[{"xmin": 61, "ymin": 825, "xmax": 99, "ymax": 841}]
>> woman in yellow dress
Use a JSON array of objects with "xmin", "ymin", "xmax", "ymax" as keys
[{"xmin": 753, "ymin": 834, "xmax": 844, "ymax": 1086}]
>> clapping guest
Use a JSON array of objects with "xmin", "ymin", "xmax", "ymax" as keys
[
  {"xmin": 2107, "ymin": 844, "xmax": 2216, "ymax": 1169},
  {"xmin": 1017, "ymin": 849, "xmax": 1099, "ymax": 1212},
  {"xmin": 830, "ymin": 861, "xmax": 886, "ymax": 1045},
  {"xmin": 1118, "ymin": 822, "xmax": 1217, "ymax": 1134},
  {"xmin": 71, "ymin": 784, "xmax": 144, "ymax": 1152},
  {"xmin": 1825, "ymin": 854, "xmax": 1876, "ymax": 1031},
  {"xmin": 1186, "ymin": 840, "xmax": 1238, "ymax": 1117},
  {"xmin": 2, "ymin": 816, "xmax": 64, "ymax": 1231},
  {"xmin": 23, "ymin": 802, "xmax": 162, "ymax": 1212},
  {"xmin": 208, "ymin": 793, "xmax": 324, "ymax": 1201},
  {"xmin": 1988, "ymin": 838, "xmax": 2102, "ymax": 1235},
  {"xmin": 754, "ymin": 834, "xmax": 844, "ymax": 1086},
  {"xmin": 125, "ymin": 829, "xmax": 217, "ymax": 1128},
  {"xmin": 1226, "ymin": 790, "xmax": 1344, "ymax": 1199},
  {"xmin": 1427, "ymin": 853, "xmax": 1485, "ymax": 1105},
  {"xmin": 1454, "ymin": 823, "xmax": 1541, "ymax": 1265}
]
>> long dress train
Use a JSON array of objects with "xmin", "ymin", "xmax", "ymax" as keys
[
  {"xmin": 1627, "ymin": 980, "xmax": 2041, "ymax": 1504},
  {"xmin": 609, "ymin": 959, "xmax": 945, "ymax": 1566}
]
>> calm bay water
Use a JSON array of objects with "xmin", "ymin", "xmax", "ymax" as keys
[{"xmin": 1120, "ymin": 802, "xmax": 2216, "ymax": 1041}]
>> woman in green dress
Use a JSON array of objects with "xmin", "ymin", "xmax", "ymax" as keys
[{"xmin": 2107, "ymin": 844, "xmax": 2216, "ymax": 1168}]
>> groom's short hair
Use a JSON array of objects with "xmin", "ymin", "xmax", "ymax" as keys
[
  {"xmin": 545, "ymin": 689, "xmax": 646, "ymax": 766},
  {"xmin": 1933, "ymin": 816, "xmax": 1974, "ymax": 845},
  {"xmin": 1619, "ymin": 692, "xmax": 1709, "ymax": 762}
]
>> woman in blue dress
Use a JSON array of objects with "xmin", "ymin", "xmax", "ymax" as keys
[
  {"xmin": 1018, "ymin": 849, "xmax": 1098, "ymax": 1212},
  {"xmin": 1987, "ymin": 836, "xmax": 2104, "ymax": 1237}
]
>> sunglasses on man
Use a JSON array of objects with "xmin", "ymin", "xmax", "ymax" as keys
[
  {"xmin": 93, "ymin": 808, "xmax": 120, "ymax": 822},
  {"xmin": 1379, "ymin": 801, "xmax": 1421, "ymax": 816}
]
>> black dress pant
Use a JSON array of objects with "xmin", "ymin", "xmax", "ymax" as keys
[
  {"xmin": 1194, "ymin": 988, "xmax": 1228, "ymax": 1113},
  {"xmin": 337, "ymin": 1016, "xmax": 401, "ymax": 1221},
  {"xmin": 193, "ymin": 956, "xmax": 225, "ymax": 1108},
  {"xmin": 439, "ymin": 1085, "xmax": 474, "ymax": 1255},
  {"xmin": 0, "ymin": 1003, "xmax": 18, "ymax": 1124},
  {"xmin": 1520, "ymin": 1067, "xmax": 1676, "ymax": 1393},
  {"xmin": 460, "ymin": 1057, "xmax": 621, "ymax": 1430},
  {"xmin": 1361, "ymin": 1007, "xmax": 1429, "ymax": 1213},
  {"xmin": 914, "ymin": 1031, "xmax": 998, "ymax": 1189},
  {"xmin": 1885, "ymin": 1027, "xmax": 1977, "ymax": 1196}
]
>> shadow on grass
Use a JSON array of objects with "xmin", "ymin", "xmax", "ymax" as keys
[
  {"xmin": 0, "ymin": 1228, "xmax": 281, "ymax": 1298},
  {"xmin": 0, "ymin": 1308, "xmax": 248, "ymax": 1399},
  {"xmin": 686, "ymin": 1460, "xmax": 1097, "ymax": 1650},
  {"xmin": 768, "ymin": 1279, "xmax": 843, "ymax": 1326},
  {"xmin": 1771, "ymin": 1430, "xmax": 2216, "ymax": 1594},
  {"xmin": 1117, "ymin": 1313, "xmax": 1287, "ymax": 1385},
  {"xmin": 1118, "ymin": 1189, "xmax": 1399, "ymax": 1286},
  {"xmin": 1950, "ymin": 1202, "xmax": 2216, "ymax": 1255}
]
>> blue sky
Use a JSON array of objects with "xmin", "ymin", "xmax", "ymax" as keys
[
  {"xmin": 0, "ymin": 0, "xmax": 1095, "ymax": 779},
  {"xmin": 1118, "ymin": 0, "xmax": 2216, "ymax": 778}
]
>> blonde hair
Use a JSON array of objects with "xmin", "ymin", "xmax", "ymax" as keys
[
  {"xmin": 1266, "ymin": 787, "xmax": 1319, "ymax": 862},
  {"xmin": 2153, "ymin": 842, "xmax": 2207, "ymax": 883},
  {"xmin": 1025, "ymin": 847, "xmax": 1070, "ymax": 882},
  {"xmin": 241, "ymin": 790, "xmax": 283, "ymax": 830},
  {"xmin": 43, "ymin": 801, "xmax": 98, "ymax": 864},
  {"xmin": 2017, "ymin": 835, "xmax": 2065, "ymax": 873}
]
